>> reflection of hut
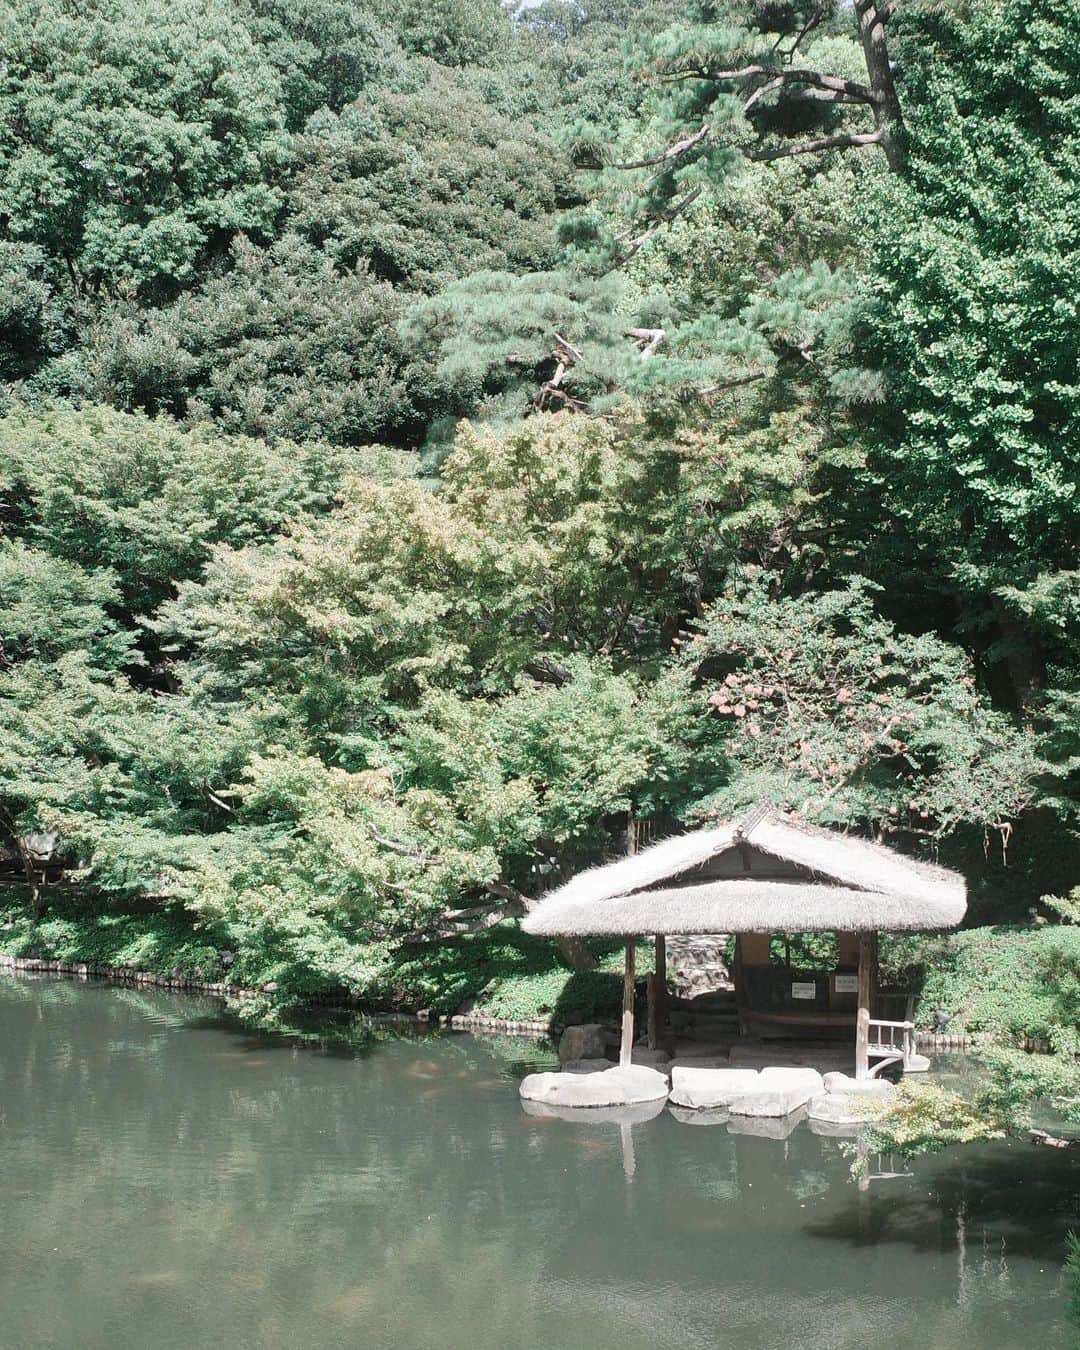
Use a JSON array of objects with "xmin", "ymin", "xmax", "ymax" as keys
[{"xmin": 523, "ymin": 803, "xmax": 965, "ymax": 1079}]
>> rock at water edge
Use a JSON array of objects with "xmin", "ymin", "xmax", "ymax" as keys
[
  {"xmin": 669, "ymin": 1067, "xmax": 760, "ymax": 1110},
  {"xmin": 558, "ymin": 1024, "xmax": 608, "ymax": 1065}
]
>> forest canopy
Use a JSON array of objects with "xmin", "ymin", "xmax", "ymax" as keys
[{"xmin": 0, "ymin": 0, "xmax": 1077, "ymax": 1094}]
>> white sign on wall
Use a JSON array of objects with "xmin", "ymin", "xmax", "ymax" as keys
[
  {"xmin": 834, "ymin": 974, "xmax": 859, "ymax": 994},
  {"xmin": 791, "ymin": 982, "xmax": 817, "ymax": 1000}
]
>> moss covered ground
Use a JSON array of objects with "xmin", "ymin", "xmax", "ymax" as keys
[
  {"xmin": 0, "ymin": 892, "xmax": 654, "ymax": 1025},
  {"xmin": 2, "ymin": 892, "xmax": 1075, "ymax": 1048}
]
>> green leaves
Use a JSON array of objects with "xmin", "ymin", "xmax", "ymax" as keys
[
  {"xmin": 0, "ymin": 403, "xmax": 402, "ymax": 613},
  {"xmin": 0, "ymin": 0, "xmax": 288, "ymax": 291},
  {"xmin": 675, "ymin": 578, "xmax": 1040, "ymax": 835},
  {"xmin": 854, "ymin": 0, "xmax": 1080, "ymax": 689}
]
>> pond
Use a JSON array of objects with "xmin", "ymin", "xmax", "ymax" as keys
[{"xmin": 0, "ymin": 974, "xmax": 1077, "ymax": 1350}]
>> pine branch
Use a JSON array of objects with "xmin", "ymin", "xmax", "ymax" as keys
[
  {"xmin": 614, "ymin": 124, "xmax": 710, "ymax": 171},
  {"xmin": 746, "ymin": 128, "xmax": 884, "ymax": 162}
]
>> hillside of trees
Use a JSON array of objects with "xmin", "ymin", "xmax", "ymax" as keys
[{"xmin": 0, "ymin": 0, "xmax": 1077, "ymax": 1122}]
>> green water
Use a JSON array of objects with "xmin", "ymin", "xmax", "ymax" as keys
[{"xmin": 0, "ymin": 975, "xmax": 1076, "ymax": 1350}]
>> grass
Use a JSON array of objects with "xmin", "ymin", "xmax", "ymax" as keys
[
  {"xmin": 370, "ymin": 927, "xmax": 655, "ymax": 1023},
  {"xmin": 881, "ymin": 924, "xmax": 1080, "ymax": 1045},
  {"xmin": 5, "ymin": 888, "xmax": 1076, "ymax": 1048},
  {"xmin": 0, "ymin": 889, "xmax": 653, "ymax": 1025},
  {"xmin": 0, "ymin": 892, "xmax": 227, "ymax": 979}
]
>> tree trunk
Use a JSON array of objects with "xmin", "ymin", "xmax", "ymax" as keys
[
  {"xmin": 556, "ymin": 936, "xmax": 597, "ymax": 970},
  {"xmin": 990, "ymin": 596, "xmax": 1045, "ymax": 714},
  {"xmin": 855, "ymin": 0, "xmax": 905, "ymax": 171}
]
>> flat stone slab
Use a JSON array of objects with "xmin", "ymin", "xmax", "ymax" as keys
[
  {"xmin": 669, "ymin": 1067, "xmax": 761, "ymax": 1110},
  {"xmin": 728, "ymin": 1085, "xmax": 817, "ymax": 1117},
  {"xmin": 521, "ymin": 1097, "xmax": 667, "ymax": 1126},
  {"xmin": 808, "ymin": 1115, "xmax": 863, "ymax": 1139},
  {"xmin": 727, "ymin": 1071, "xmax": 823, "ymax": 1117},
  {"xmin": 519, "ymin": 1064, "xmax": 670, "ymax": 1109},
  {"xmin": 822, "ymin": 1072, "xmax": 897, "ymax": 1098},
  {"xmin": 670, "ymin": 1056, "xmax": 731, "ymax": 1071},
  {"xmin": 759, "ymin": 1066, "xmax": 825, "ymax": 1094}
]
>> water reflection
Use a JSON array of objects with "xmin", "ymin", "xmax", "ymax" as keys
[{"xmin": 0, "ymin": 975, "xmax": 1076, "ymax": 1350}]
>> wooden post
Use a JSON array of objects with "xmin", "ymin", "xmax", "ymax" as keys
[
  {"xmin": 855, "ymin": 930, "xmax": 873, "ymax": 1080},
  {"xmin": 654, "ymin": 935, "xmax": 668, "ymax": 1047},
  {"xmin": 647, "ymin": 935, "xmax": 667, "ymax": 1049},
  {"xmin": 620, "ymin": 938, "xmax": 636, "ymax": 1068},
  {"xmin": 732, "ymin": 935, "xmax": 747, "ymax": 1036}
]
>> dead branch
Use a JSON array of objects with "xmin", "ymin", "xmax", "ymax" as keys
[{"xmin": 627, "ymin": 326, "xmax": 666, "ymax": 358}]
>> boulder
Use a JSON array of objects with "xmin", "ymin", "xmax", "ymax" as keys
[
  {"xmin": 631, "ymin": 1047, "xmax": 673, "ymax": 1068},
  {"xmin": 809, "ymin": 1088, "xmax": 894, "ymax": 1126},
  {"xmin": 519, "ymin": 1064, "xmax": 669, "ymax": 1109},
  {"xmin": 668, "ymin": 1067, "xmax": 761, "ymax": 1110},
  {"xmin": 727, "ymin": 1070, "xmax": 823, "ymax": 1117},
  {"xmin": 558, "ymin": 1023, "xmax": 608, "ymax": 1065},
  {"xmin": 562, "ymin": 1058, "xmax": 615, "ymax": 1074},
  {"xmin": 822, "ymin": 1072, "xmax": 897, "ymax": 1099}
]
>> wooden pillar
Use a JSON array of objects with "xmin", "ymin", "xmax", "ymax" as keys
[
  {"xmin": 620, "ymin": 938, "xmax": 636, "ymax": 1067},
  {"xmin": 855, "ymin": 930, "xmax": 873, "ymax": 1080},
  {"xmin": 647, "ymin": 934, "xmax": 667, "ymax": 1049}
]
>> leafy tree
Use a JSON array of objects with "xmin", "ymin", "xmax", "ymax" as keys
[
  {"xmin": 0, "ymin": 244, "xmax": 69, "ymax": 383},
  {"xmin": 671, "ymin": 578, "xmax": 1040, "ymax": 839},
  {"xmin": 235, "ymin": 0, "xmax": 396, "ymax": 129},
  {"xmin": 74, "ymin": 236, "xmax": 437, "ymax": 445},
  {"xmin": 0, "ymin": 404, "xmax": 410, "ymax": 616},
  {"xmin": 0, "ymin": 543, "xmax": 135, "ymax": 670},
  {"xmin": 851, "ymin": 0, "xmax": 1080, "ymax": 713},
  {"xmin": 371, "ymin": 0, "xmax": 512, "ymax": 68},
  {"xmin": 0, "ymin": 0, "xmax": 288, "ymax": 294},
  {"xmin": 286, "ymin": 68, "xmax": 565, "ymax": 291}
]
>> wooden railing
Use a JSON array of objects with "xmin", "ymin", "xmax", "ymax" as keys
[{"xmin": 867, "ymin": 1016, "xmax": 916, "ymax": 1071}]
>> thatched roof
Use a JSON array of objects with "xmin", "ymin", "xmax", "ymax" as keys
[{"xmin": 522, "ymin": 804, "xmax": 966, "ymax": 936}]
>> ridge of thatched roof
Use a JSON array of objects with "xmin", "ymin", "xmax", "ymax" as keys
[{"xmin": 522, "ymin": 805, "xmax": 966, "ymax": 936}]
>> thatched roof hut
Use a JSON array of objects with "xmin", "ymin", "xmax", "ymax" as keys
[
  {"xmin": 524, "ymin": 803, "xmax": 966, "ymax": 1079},
  {"xmin": 523, "ymin": 803, "xmax": 966, "ymax": 937}
]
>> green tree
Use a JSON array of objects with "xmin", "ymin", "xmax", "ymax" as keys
[
  {"xmin": 236, "ymin": 0, "xmax": 395, "ymax": 129},
  {"xmin": 372, "ymin": 0, "xmax": 512, "ymax": 68},
  {"xmin": 851, "ymin": 0, "xmax": 1080, "ymax": 712},
  {"xmin": 0, "ymin": 404, "xmax": 410, "ymax": 616},
  {"xmin": 671, "ymin": 579, "xmax": 1040, "ymax": 839},
  {"xmin": 0, "ymin": 0, "xmax": 288, "ymax": 294},
  {"xmin": 286, "ymin": 67, "xmax": 564, "ymax": 291},
  {"xmin": 73, "ymin": 236, "xmax": 437, "ymax": 445}
]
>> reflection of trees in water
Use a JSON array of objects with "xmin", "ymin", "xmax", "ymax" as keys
[{"xmin": 0, "ymin": 976, "xmax": 1075, "ymax": 1350}]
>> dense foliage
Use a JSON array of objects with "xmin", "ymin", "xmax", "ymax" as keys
[{"xmin": 0, "ymin": 0, "xmax": 1077, "ymax": 1132}]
